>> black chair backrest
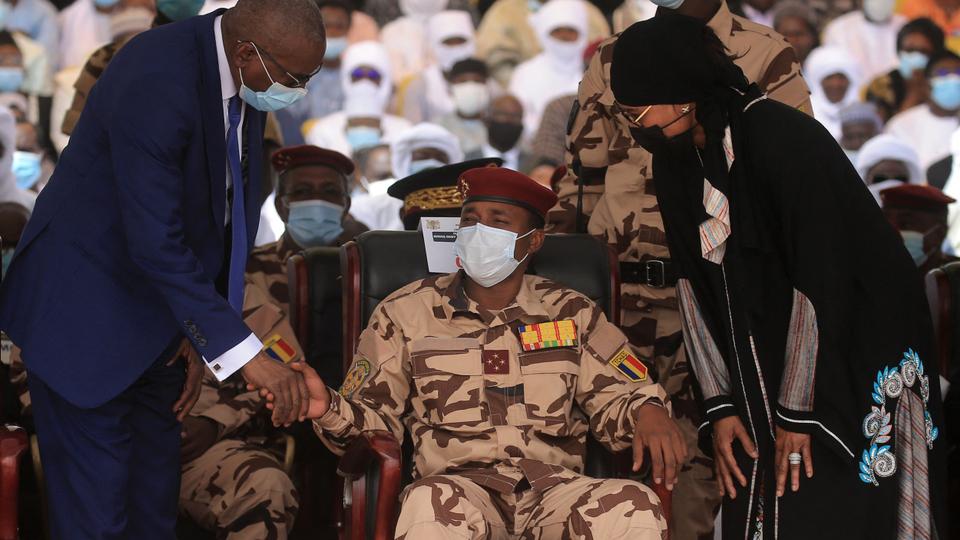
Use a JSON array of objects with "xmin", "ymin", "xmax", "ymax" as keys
[
  {"xmin": 290, "ymin": 247, "xmax": 345, "ymax": 388},
  {"xmin": 354, "ymin": 231, "xmax": 617, "ymax": 327}
]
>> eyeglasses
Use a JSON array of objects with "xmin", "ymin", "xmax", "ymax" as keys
[
  {"xmin": 350, "ymin": 67, "xmax": 382, "ymax": 84},
  {"xmin": 931, "ymin": 67, "xmax": 960, "ymax": 78},
  {"xmin": 620, "ymin": 103, "xmax": 694, "ymax": 128},
  {"xmin": 240, "ymin": 41, "xmax": 321, "ymax": 88}
]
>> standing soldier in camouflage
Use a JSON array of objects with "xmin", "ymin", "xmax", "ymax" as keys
[
  {"xmin": 291, "ymin": 167, "xmax": 687, "ymax": 539},
  {"xmin": 547, "ymin": 0, "xmax": 812, "ymax": 537},
  {"xmin": 178, "ymin": 145, "xmax": 365, "ymax": 539}
]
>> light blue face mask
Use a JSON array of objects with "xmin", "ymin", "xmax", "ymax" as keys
[
  {"xmin": 93, "ymin": 0, "xmax": 120, "ymax": 8},
  {"xmin": 409, "ymin": 158, "xmax": 446, "ymax": 176},
  {"xmin": 12, "ymin": 151, "xmax": 41, "ymax": 190},
  {"xmin": 898, "ymin": 50, "xmax": 929, "ymax": 78},
  {"xmin": 156, "ymin": 0, "xmax": 204, "ymax": 21},
  {"xmin": 901, "ymin": 230, "xmax": 931, "ymax": 266},
  {"xmin": 932, "ymin": 74, "xmax": 960, "ymax": 111},
  {"xmin": 1, "ymin": 248, "xmax": 13, "ymax": 280},
  {"xmin": 0, "ymin": 3, "xmax": 10, "ymax": 29},
  {"xmin": 238, "ymin": 44, "xmax": 308, "ymax": 112},
  {"xmin": 649, "ymin": 0, "xmax": 685, "ymax": 8},
  {"xmin": 286, "ymin": 200, "xmax": 345, "ymax": 248},
  {"xmin": 324, "ymin": 37, "xmax": 348, "ymax": 61},
  {"xmin": 346, "ymin": 126, "xmax": 381, "ymax": 150},
  {"xmin": 527, "ymin": 0, "xmax": 541, "ymax": 12},
  {"xmin": 0, "ymin": 68, "xmax": 23, "ymax": 93}
]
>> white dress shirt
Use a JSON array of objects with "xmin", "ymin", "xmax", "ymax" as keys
[
  {"xmin": 208, "ymin": 15, "xmax": 261, "ymax": 381},
  {"xmin": 480, "ymin": 143, "xmax": 520, "ymax": 171}
]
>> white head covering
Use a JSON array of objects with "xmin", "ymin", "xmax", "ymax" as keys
[
  {"xmin": 341, "ymin": 41, "xmax": 394, "ymax": 119},
  {"xmin": 109, "ymin": 7, "xmax": 154, "ymax": 40},
  {"xmin": 805, "ymin": 46, "xmax": 864, "ymax": 139},
  {"xmin": 529, "ymin": 0, "xmax": 588, "ymax": 69},
  {"xmin": 427, "ymin": 10, "xmax": 476, "ymax": 72},
  {"xmin": 388, "ymin": 123, "xmax": 464, "ymax": 179},
  {"xmin": 399, "ymin": 0, "xmax": 449, "ymax": 20},
  {"xmin": 856, "ymin": 134, "xmax": 924, "ymax": 204},
  {"xmin": 0, "ymin": 108, "xmax": 35, "ymax": 211}
]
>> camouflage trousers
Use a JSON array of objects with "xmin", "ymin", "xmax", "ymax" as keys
[
  {"xmin": 622, "ymin": 302, "xmax": 721, "ymax": 540},
  {"xmin": 394, "ymin": 473, "xmax": 666, "ymax": 539},
  {"xmin": 179, "ymin": 439, "xmax": 299, "ymax": 540}
]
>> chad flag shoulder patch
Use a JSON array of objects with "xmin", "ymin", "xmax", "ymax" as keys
[
  {"xmin": 518, "ymin": 319, "xmax": 578, "ymax": 351},
  {"xmin": 609, "ymin": 348, "xmax": 648, "ymax": 381},
  {"xmin": 262, "ymin": 334, "xmax": 296, "ymax": 364}
]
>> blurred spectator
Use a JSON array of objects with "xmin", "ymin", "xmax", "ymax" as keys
[
  {"xmin": 807, "ymin": 0, "xmax": 859, "ymax": 26},
  {"xmin": 475, "ymin": 0, "xmax": 609, "ymax": 87},
  {"xmin": 379, "ymin": 0, "xmax": 450, "ymax": 85},
  {"xmin": 0, "ymin": 31, "xmax": 24, "ymax": 101},
  {"xmin": 805, "ymin": 46, "xmax": 863, "ymax": 139},
  {"xmin": 839, "ymin": 102, "xmax": 883, "ymax": 164},
  {"xmin": 397, "ymin": 10, "xmax": 477, "ymax": 123},
  {"xmin": 5, "ymin": 0, "xmax": 59, "ymax": 71},
  {"xmin": 529, "ymin": 93, "xmax": 573, "ymax": 170},
  {"xmin": 13, "ymin": 117, "xmax": 51, "ymax": 192},
  {"xmin": 900, "ymin": 0, "xmax": 960, "ymax": 53},
  {"xmin": 0, "ymin": 106, "xmax": 33, "ymax": 210},
  {"xmin": 57, "ymin": 0, "xmax": 120, "ymax": 70},
  {"xmin": 886, "ymin": 49, "xmax": 960, "ymax": 169},
  {"xmin": 0, "ymin": 201, "xmax": 28, "ymax": 273},
  {"xmin": 436, "ymin": 58, "xmax": 490, "ymax": 154},
  {"xmin": 352, "ymin": 143, "xmax": 393, "ymax": 194},
  {"xmin": 823, "ymin": 0, "xmax": 905, "ymax": 81},
  {"xmin": 736, "ymin": 0, "xmax": 779, "ymax": 26},
  {"xmin": 466, "ymin": 94, "xmax": 531, "ymax": 171},
  {"xmin": 0, "ymin": 90, "xmax": 26, "ymax": 119},
  {"xmin": 509, "ymin": 0, "xmax": 586, "ymax": 141},
  {"xmin": 364, "ymin": 0, "xmax": 475, "ymax": 29},
  {"xmin": 880, "ymin": 183, "xmax": 956, "ymax": 272},
  {"xmin": 856, "ymin": 133, "xmax": 925, "ymax": 204},
  {"xmin": 1, "ymin": 22, "xmax": 53, "ymax": 109},
  {"xmin": 866, "ymin": 17, "xmax": 945, "ymax": 121},
  {"xmin": 304, "ymin": 41, "xmax": 411, "ymax": 157},
  {"xmin": 612, "ymin": 0, "xmax": 656, "ymax": 33},
  {"xmin": 352, "ymin": 122, "xmax": 462, "ymax": 230},
  {"xmin": 772, "ymin": 1, "xmax": 820, "ymax": 64}
]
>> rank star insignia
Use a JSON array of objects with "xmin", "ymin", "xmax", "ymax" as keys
[{"xmin": 483, "ymin": 349, "xmax": 509, "ymax": 375}]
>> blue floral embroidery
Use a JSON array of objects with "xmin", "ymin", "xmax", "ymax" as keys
[{"xmin": 859, "ymin": 349, "xmax": 938, "ymax": 485}]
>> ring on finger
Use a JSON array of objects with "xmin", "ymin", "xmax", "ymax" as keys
[{"xmin": 787, "ymin": 452, "xmax": 802, "ymax": 465}]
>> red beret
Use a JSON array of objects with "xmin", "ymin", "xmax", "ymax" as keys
[
  {"xmin": 271, "ymin": 145, "xmax": 355, "ymax": 176},
  {"xmin": 458, "ymin": 166, "xmax": 558, "ymax": 220},
  {"xmin": 880, "ymin": 184, "xmax": 956, "ymax": 211}
]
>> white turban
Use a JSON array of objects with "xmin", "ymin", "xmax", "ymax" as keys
[
  {"xmin": 805, "ymin": 46, "xmax": 863, "ymax": 138},
  {"xmin": 427, "ymin": 10, "xmax": 476, "ymax": 72},
  {"xmin": 388, "ymin": 123, "xmax": 464, "ymax": 179},
  {"xmin": 855, "ymin": 134, "xmax": 924, "ymax": 185},
  {"xmin": 341, "ymin": 41, "xmax": 394, "ymax": 119},
  {"xmin": 530, "ymin": 0, "xmax": 588, "ymax": 45}
]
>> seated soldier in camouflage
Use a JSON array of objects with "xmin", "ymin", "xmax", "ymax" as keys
[
  {"xmin": 289, "ymin": 167, "xmax": 687, "ymax": 539},
  {"xmin": 178, "ymin": 145, "xmax": 365, "ymax": 539}
]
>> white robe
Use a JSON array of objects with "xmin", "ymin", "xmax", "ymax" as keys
[
  {"xmin": 822, "ymin": 11, "xmax": 905, "ymax": 83},
  {"xmin": 885, "ymin": 104, "xmax": 959, "ymax": 171},
  {"xmin": 57, "ymin": 0, "xmax": 111, "ymax": 70}
]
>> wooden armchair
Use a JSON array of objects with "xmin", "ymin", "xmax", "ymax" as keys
[
  {"xmin": 0, "ymin": 425, "xmax": 27, "ymax": 540},
  {"xmin": 335, "ymin": 231, "xmax": 673, "ymax": 540}
]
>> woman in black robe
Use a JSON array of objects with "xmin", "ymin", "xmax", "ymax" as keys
[{"xmin": 609, "ymin": 14, "xmax": 947, "ymax": 540}]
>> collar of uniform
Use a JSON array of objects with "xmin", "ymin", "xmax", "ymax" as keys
[
  {"xmin": 277, "ymin": 233, "xmax": 300, "ymax": 262},
  {"xmin": 708, "ymin": 0, "xmax": 735, "ymax": 41},
  {"xmin": 439, "ymin": 271, "xmax": 551, "ymax": 327}
]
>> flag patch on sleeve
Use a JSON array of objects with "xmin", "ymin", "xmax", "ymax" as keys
[
  {"xmin": 262, "ymin": 334, "xmax": 296, "ymax": 364},
  {"xmin": 609, "ymin": 348, "xmax": 648, "ymax": 381},
  {"xmin": 518, "ymin": 320, "xmax": 578, "ymax": 351}
]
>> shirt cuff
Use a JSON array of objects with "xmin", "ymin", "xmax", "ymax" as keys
[{"xmin": 203, "ymin": 332, "xmax": 262, "ymax": 381}]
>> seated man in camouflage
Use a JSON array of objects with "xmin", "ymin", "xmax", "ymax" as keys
[{"xmin": 290, "ymin": 167, "xmax": 687, "ymax": 539}]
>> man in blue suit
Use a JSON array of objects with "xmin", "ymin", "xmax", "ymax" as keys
[{"xmin": 0, "ymin": 1, "xmax": 327, "ymax": 537}]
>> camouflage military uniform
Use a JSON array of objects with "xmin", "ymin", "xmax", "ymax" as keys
[
  {"xmin": 179, "ymin": 235, "xmax": 306, "ymax": 539},
  {"xmin": 547, "ymin": 4, "xmax": 812, "ymax": 539},
  {"xmin": 314, "ymin": 272, "xmax": 670, "ymax": 539}
]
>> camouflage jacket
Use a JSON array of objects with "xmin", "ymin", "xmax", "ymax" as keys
[
  {"xmin": 548, "ymin": 1, "xmax": 812, "ymax": 317},
  {"xmin": 314, "ymin": 272, "xmax": 668, "ymax": 492}
]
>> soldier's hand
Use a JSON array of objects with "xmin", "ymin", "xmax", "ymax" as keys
[
  {"xmin": 632, "ymin": 403, "xmax": 687, "ymax": 491},
  {"xmin": 712, "ymin": 415, "xmax": 758, "ymax": 499},
  {"xmin": 289, "ymin": 362, "xmax": 331, "ymax": 419},
  {"xmin": 180, "ymin": 416, "xmax": 220, "ymax": 463},
  {"xmin": 242, "ymin": 352, "xmax": 310, "ymax": 426},
  {"xmin": 169, "ymin": 338, "xmax": 204, "ymax": 422}
]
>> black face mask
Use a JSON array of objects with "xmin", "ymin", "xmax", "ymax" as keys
[
  {"xmin": 626, "ymin": 107, "xmax": 695, "ymax": 154},
  {"xmin": 487, "ymin": 121, "xmax": 524, "ymax": 152}
]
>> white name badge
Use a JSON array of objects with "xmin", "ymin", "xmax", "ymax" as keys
[{"xmin": 421, "ymin": 217, "xmax": 461, "ymax": 274}]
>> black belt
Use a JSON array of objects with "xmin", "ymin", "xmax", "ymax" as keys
[{"xmin": 620, "ymin": 260, "xmax": 677, "ymax": 288}]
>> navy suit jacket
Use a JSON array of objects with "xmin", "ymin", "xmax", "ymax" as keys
[{"xmin": 0, "ymin": 11, "xmax": 264, "ymax": 408}]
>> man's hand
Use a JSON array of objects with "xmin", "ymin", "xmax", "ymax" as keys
[
  {"xmin": 632, "ymin": 403, "xmax": 688, "ymax": 490},
  {"xmin": 169, "ymin": 338, "xmax": 204, "ymax": 422},
  {"xmin": 289, "ymin": 362, "xmax": 331, "ymax": 419},
  {"xmin": 180, "ymin": 416, "xmax": 220, "ymax": 463},
  {"xmin": 775, "ymin": 426, "xmax": 812, "ymax": 497},
  {"xmin": 242, "ymin": 352, "xmax": 309, "ymax": 426},
  {"xmin": 712, "ymin": 415, "xmax": 759, "ymax": 499}
]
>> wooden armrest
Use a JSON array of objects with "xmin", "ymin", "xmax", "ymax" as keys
[
  {"xmin": 337, "ymin": 431, "xmax": 402, "ymax": 540},
  {"xmin": 337, "ymin": 430, "xmax": 401, "ymax": 480},
  {"xmin": 0, "ymin": 425, "xmax": 28, "ymax": 540},
  {"xmin": 651, "ymin": 482, "xmax": 672, "ymax": 540}
]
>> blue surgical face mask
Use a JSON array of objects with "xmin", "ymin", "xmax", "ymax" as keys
[
  {"xmin": 649, "ymin": 0, "xmax": 685, "ymax": 8},
  {"xmin": 324, "ymin": 37, "xmax": 348, "ymax": 61},
  {"xmin": 527, "ymin": 0, "xmax": 541, "ymax": 12},
  {"xmin": 898, "ymin": 50, "xmax": 929, "ymax": 78},
  {"xmin": 901, "ymin": 230, "xmax": 931, "ymax": 266},
  {"xmin": 0, "ymin": 68, "xmax": 24, "ymax": 93},
  {"xmin": 12, "ymin": 151, "xmax": 41, "ymax": 190},
  {"xmin": 345, "ymin": 126, "xmax": 381, "ymax": 150},
  {"xmin": 409, "ymin": 158, "xmax": 446, "ymax": 175},
  {"xmin": 156, "ymin": 0, "xmax": 204, "ymax": 21},
  {"xmin": 286, "ymin": 200, "xmax": 345, "ymax": 247},
  {"xmin": 93, "ymin": 0, "xmax": 120, "ymax": 8},
  {"xmin": 931, "ymin": 74, "xmax": 960, "ymax": 111},
  {"xmin": 238, "ymin": 43, "xmax": 308, "ymax": 112}
]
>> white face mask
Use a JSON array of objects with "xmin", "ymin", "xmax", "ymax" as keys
[
  {"xmin": 863, "ymin": 0, "xmax": 895, "ymax": 22},
  {"xmin": 451, "ymin": 81, "xmax": 490, "ymax": 116},
  {"xmin": 542, "ymin": 35, "xmax": 583, "ymax": 65},
  {"xmin": 455, "ymin": 223, "xmax": 534, "ymax": 288}
]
